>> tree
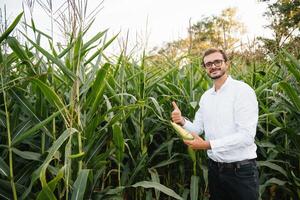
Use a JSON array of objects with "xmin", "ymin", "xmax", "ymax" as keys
[
  {"xmin": 259, "ymin": 0, "xmax": 300, "ymax": 56},
  {"xmin": 154, "ymin": 8, "xmax": 245, "ymax": 60}
]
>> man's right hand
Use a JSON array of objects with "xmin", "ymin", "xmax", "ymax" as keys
[{"xmin": 171, "ymin": 101, "xmax": 185, "ymax": 126}]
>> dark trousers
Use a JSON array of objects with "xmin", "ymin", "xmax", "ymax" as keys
[{"xmin": 208, "ymin": 159, "xmax": 259, "ymax": 200}]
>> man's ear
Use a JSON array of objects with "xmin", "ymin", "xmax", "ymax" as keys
[{"xmin": 225, "ymin": 61, "xmax": 230, "ymax": 69}]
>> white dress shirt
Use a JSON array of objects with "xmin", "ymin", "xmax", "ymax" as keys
[{"xmin": 183, "ymin": 76, "xmax": 258, "ymax": 163}]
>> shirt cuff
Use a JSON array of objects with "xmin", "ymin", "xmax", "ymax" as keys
[{"xmin": 182, "ymin": 120, "xmax": 193, "ymax": 132}]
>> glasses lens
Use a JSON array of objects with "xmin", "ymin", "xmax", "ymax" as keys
[
  {"xmin": 204, "ymin": 59, "xmax": 224, "ymax": 68},
  {"xmin": 214, "ymin": 60, "xmax": 223, "ymax": 67},
  {"xmin": 204, "ymin": 62, "xmax": 212, "ymax": 68}
]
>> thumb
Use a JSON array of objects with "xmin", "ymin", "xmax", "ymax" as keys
[{"xmin": 172, "ymin": 101, "xmax": 179, "ymax": 110}]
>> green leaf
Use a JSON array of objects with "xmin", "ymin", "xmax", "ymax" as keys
[
  {"xmin": 112, "ymin": 123, "xmax": 124, "ymax": 162},
  {"xmin": 82, "ymin": 29, "xmax": 107, "ymax": 50},
  {"xmin": 145, "ymin": 65, "xmax": 178, "ymax": 91},
  {"xmin": 279, "ymin": 81, "xmax": 300, "ymax": 112},
  {"xmin": 30, "ymin": 78, "xmax": 69, "ymax": 122},
  {"xmin": 39, "ymin": 128, "xmax": 77, "ymax": 187},
  {"xmin": 48, "ymin": 166, "xmax": 65, "ymax": 191},
  {"xmin": 148, "ymin": 168, "xmax": 160, "ymax": 199},
  {"xmin": 255, "ymin": 80, "xmax": 273, "ymax": 97},
  {"xmin": 7, "ymin": 37, "xmax": 30, "ymax": 61},
  {"xmin": 71, "ymin": 169, "xmax": 90, "ymax": 200},
  {"xmin": 36, "ymin": 185, "xmax": 56, "ymax": 200},
  {"xmin": 22, "ymin": 33, "xmax": 76, "ymax": 81},
  {"xmin": 86, "ymin": 63, "xmax": 110, "ymax": 118},
  {"xmin": 257, "ymin": 161, "xmax": 288, "ymax": 178},
  {"xmin": 37, "ymin": 166, "xmax": 65, "ymax": 199},
  {"xmin": 190, "ymin": 175, "xmax": 199, "ymax": 200},
  {"xmin": 106, "ymin": 186, "xmax": 126, "ymax": 195},
  {"xmin": 151, "ymin": 155, "xmax": 181, "ymax": 169},
  {"xmin": 259, "ymin": 177, "xmax": 286, "ymax": 198},
  {"xmin": 188, "ymin": 147, "xmax": 196, "ymax": 163},
  {"xmin": 282, "ymin": 50, "xmax": 300, "ymax": 84},
  {"xmin": 0, "ymin": 157, "xmax": 9, "ymax": 177},
  {"xmin": 0, "ymin": 12, "xmax": 23, "ymax": 43},
  {"xmin": 12, "ymin": 148, "xmax": 41, "ymax": 161},
  {"xmin": 84, "ymin": 34, "xmax": 118, "ymax": 65},
  {"xmin": 148, "ymin": 97, "xmax": 163, "ymax": 117},
  {"xmin": 72, "ymin": 31, "xmax": 83, "ymax": 71},
  {"xmin": 12, "ymin": 110, "xmax": 60, "ymax": 145},
  {"xmin": 24, "ymin": 23, "xmax": 52, "ymax": 40},
  {"xmin": 132, "ymin": 181, "xmax": 183, "ymax": 200},
  {"xmin": 68, "ymin": 152, "xmax": 85, "ymax": 159}
]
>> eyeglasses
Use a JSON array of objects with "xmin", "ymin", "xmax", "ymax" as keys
[{"xmin": 204, "ymin": 59, "xmax": 225, "ymax": 68}]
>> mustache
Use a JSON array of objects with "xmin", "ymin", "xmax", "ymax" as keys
[{"xmin": 209, "ymin": 68, "xmax": 221, "ymax": 73}]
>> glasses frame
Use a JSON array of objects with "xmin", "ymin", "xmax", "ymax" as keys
[{"xmin": 203, "ymin": 59, "xmax": 225, "ymax": 69}]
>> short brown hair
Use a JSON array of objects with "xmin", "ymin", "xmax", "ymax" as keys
[{"xmin": 202, "ymin": 48, "xmax": 228, "ymax": 66}]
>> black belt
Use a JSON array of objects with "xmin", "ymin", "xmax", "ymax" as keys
[{"xmin": 209, "ymin": 158, "xmax": 256, "ymax": 169}]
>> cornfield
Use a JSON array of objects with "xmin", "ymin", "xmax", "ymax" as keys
[{"xmin": 0, "ymin": 6, "xmax": 300, "ymax": 200}]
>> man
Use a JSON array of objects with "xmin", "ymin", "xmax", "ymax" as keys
[{"xmin": 171, "ymin": 48, "xmax": 259, "ymax": 200}]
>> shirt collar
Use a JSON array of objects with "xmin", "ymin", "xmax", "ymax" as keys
[{"xmin": 211, "ymin": 75, "xmax": 233, "ymax": 94}]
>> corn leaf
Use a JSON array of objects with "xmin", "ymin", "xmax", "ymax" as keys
[
  {"xmin": 71, "ymin": 169, "xmax": 90, "ymax": 200},
  {"xmin": 257, "ymin": 161, "xmax": 288, "ymax": 178},
  {"xmin": 0, "ymin": 12, "xmax": 23, "ymax": 43},
  {"xmin": 132, "ymin": 181, "xmax": 183, "ymax": 200},
  {"xmin": 282, "ymin": 50, "xmax": 300, "ymax": 84},
  {"xmin": 145, "ymin": 65, "xmax": 178, "ymax": 92},
  {"xmin": 6, "ymin": 37, "xmax": 30, "ymax": 61},
  {"xmin": 38, "ymin": 128, "xmax": 77, "ymax": 199},
  {"xmin": 22, "ymin": 34, "xmax": 76, "ymax": 81},
  {"xmin": 37, "ymin": 166, "xmax": 65, "ymax": 199},
  {"xmin": 36, "ymin": 185, "xmax": 56, "ymax": 200},
  {"xmin": 12, "ymin": 110, "xmax": 60, "ymax": 145},
  {"xmin": 82, "ymin": 29, "xmax": 107, "ymax": 50},
  {"xmin": 112, "ymin": 123, "xmax": 124, "ymax": 163},
  {"xmin": 84, "ymin": 34, "xmax": 118, "ymax": 65},
  {"xmin": 279, "ymin": 81, "xmax": 300, "ymax": 112},
  {"xmin": 190, "ymin": 175, "xmax": 199, "ymax": 200},
  {"xmin": 0, "ymin": 158, "xmax": 9, "ymax": 177},
  {"xmin": 86, "ymin": 63, "xmax": 110, "ymax": 118},
  {"xmin": 148, "ymin": 168, "xmax": 160, "ymax": 199},
  {"xmin": 11, "ymin": 148, "xmax": 41, "ymax": 161},
  {"xmin": 30, "ymin": 78, "xmax": 69, "ymax": 122},
  {"xmin": 10, "ymin": 90, "xmax": 56, "ymax": 144},
  {"xmin": 24, "ymin": 23, "xmax": 52, "ymax": 40}
]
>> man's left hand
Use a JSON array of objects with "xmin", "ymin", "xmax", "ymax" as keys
[{"xmin": 183, "ymin": 132, "xmax": 211, "ymax": 150}]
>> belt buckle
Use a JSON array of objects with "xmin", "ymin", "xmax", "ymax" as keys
[{"xmin": 236, "ymin": 159, "xmax": 254, "ymax": 169}]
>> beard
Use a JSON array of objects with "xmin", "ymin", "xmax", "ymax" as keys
[{"xmin": 208, "ymin": 68, "xmax": 226, "ymax": 80}]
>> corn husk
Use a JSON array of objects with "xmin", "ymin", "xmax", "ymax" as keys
[{"xmin": 170, "ymin": 121, "xmax": 194, "ymax": 140}]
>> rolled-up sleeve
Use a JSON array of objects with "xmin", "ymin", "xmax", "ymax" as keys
[{"xmin": 183, "ymin": 99, "xmax": 204, "ymax": 135}]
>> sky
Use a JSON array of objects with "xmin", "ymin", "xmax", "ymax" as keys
[{"xmin": 1, "ymin": 0, "xmax": 272, "ymax": 53}]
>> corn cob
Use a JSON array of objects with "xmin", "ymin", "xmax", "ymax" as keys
[{"xmin": 170, "ymin": 121, "xmax": 194, "ymax": 140}]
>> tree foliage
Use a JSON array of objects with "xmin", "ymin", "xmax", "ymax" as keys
[
  {"xmin": 155, "ymin": 8, "xmax": 245, "ymax": 60},
  {"xmin": 259, "ymin": 0, "xmax": 300, "ymax": 56}
]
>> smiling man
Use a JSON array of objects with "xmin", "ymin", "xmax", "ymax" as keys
[{"xmin": 171, "ymin": 48, "xmax": 259, "ymax": 200}]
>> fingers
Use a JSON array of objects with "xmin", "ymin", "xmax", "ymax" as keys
[
  {"xmin": 172, "ymin": 101, "xmax": 179, "ymax": 110},
  {"xmin": 190, "ymin": 132, "xmax": 199, "ymax": 139},
  {"xmin": 183, "ymin": 139, "xmax": 193, "ymax": 145},
  {"xmin": 183, "ymin": 133, "xmax": 207, "ymax": 149},
  {"xmin": 172, "ymin": 115, "xmax": 182, "ymax": 124},
  {"xmin": 171, "ymin": 101, "xmax": 181, "ymax": 123}
]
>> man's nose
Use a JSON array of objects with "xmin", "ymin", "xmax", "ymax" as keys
[{"xmin": 211, "ymin": 63, "xmax": 218, "ymax": 68}]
